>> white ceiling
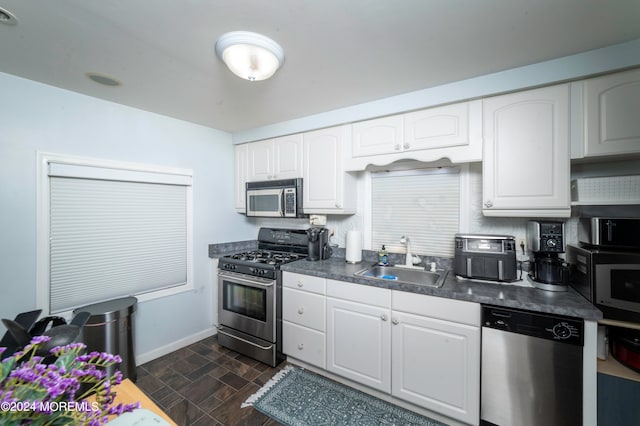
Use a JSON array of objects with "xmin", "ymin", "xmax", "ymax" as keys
[{"xmin": 1, "ymin": 1, "xmax": 639, "ymax": 134}]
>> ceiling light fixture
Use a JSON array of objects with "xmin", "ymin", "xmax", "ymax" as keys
[
  {"xmin": 215, "ymin": 31, "xmax": 284, "ymax": 82},
  {"xmin": 0, "ymin": 7, "xmax": 18, "ymax": 25}
]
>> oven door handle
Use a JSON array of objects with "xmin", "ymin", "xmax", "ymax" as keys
[
  {"xmin": 217, "ymin": 327, "xmax": 274, "ymax": 351},
  {"xmin": 218, "ymin": 271, "xmax": 275, "ymax": 287}
]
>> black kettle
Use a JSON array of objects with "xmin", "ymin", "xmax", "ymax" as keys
[{"xmin": 306, "ymin": 227, "xmax": 332, "ymax": 261}]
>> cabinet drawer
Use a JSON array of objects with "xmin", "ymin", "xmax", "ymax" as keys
[
  {"xmin": 283, "ymin": 321, "xmax": 326, "ymax": 368},
  {"xmin": 283, "ymin": 272, "xmax": 326, "ymax": 295},
  {"xmin": 283, "ymin": 287, "xmax": 325, "ymax": 331},
  {"xmin": 392, "ymin": 291, "xmax": 480, "ymax": 326},
  {"xmin": 327, "ymin": 279, "xmax": 390, "ymax": 308}
]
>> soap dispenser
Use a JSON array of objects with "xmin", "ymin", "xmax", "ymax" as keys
[{"xmin": 378, "ymin": 245, "xmax": 388, "ymax": 266}]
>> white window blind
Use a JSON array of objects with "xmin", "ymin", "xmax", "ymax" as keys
[
  {"xmin": 371, "ymin": 168, "xmax": 459, "ymax": 257},
  {"xmin": 48, "ymin": 162, "xmax": 191, "ymax": 313}
]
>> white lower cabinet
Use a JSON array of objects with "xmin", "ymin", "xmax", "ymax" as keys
[
  {"xmin": 326, "ymin": 296, "xmax": 392, "ymax": 393},
  {"xmin": 391, "ymin": 290, "xmax": 480, "ymax": 425},
  {"xmin": 324, "ymin": 280, "xmax": 480, "ymax": 424},
  {"xmin": 391, "ymin": 311, "xmax": 480, "ymax": 425},
  {"xmin": 282, "ymin": 321, "xmax": 326, "ymax": 369},
  {"xmin": 282, "ymin": 273, "xmax": 326, "ymax": 369}
]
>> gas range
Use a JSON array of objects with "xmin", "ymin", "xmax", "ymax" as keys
[
  {"xmin": 219, "ymin": 249, "xmax": 305, "ymax": 278},
  {"xmin": 217, "ymin": 227, "xmax": 309, "ymax": 366},
  {"xmin": 218, "ymin": 228, "xmax": 309, "ymax": 279}
]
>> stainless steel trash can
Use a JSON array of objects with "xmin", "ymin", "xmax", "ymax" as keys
[{"xmin": 74, "ymin": 296, "xmax": 137, "ymax": 382}]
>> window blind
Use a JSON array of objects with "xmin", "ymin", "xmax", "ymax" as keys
[
  {"xmin": 48, "ymin": 164, "xmax": 190, "ymax": 313},
  {"xmin": 371, "ymin": 168, "xmax": 459, "ymax": 257}
]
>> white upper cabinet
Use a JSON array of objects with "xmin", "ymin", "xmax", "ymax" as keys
[
  {"xmin": 404, "ymin": 102, "xmax": 471, "ymax": 150},
  {"xmin": 577, "ymin": 68, "xmax": 640, "ymax": 158},
  {"xmin": 346, "ymin": 101, "xmax": 482, "ymax": 170},
  {"xmin": 352, "ymin": 115, "xmax": 404, "ymax": 157},
  {"xmin": 303, "ymin": 125, "xmax": 357, "ymax": 214},
  {"xmin": 234, "ymin": 144, "xmax": 248, "ymax": 212},
  {"xmin": 247, "ymin": 134, "xmax": 303, "ymax": 182},
  {"xmin": 482, "ymin": 84, "xmax": 571, "ymax": 217}
]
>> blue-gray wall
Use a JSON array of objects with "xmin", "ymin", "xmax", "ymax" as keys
[{"xmin": 0, "ymin": 72, "xmax": 256, "ymax": 361}]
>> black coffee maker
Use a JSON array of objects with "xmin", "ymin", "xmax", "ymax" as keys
[
  {"xmin": 527, "ymin": 220, "xmax": 569, "ymax": 291},
  {"xmin": 306, "ymin": 227, "xmax": 332, "ymax": 261}
]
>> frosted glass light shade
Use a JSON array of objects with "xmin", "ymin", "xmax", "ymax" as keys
[{"xmin": 215, "ymin": 31, "xmax": 284, "ymax": 81}]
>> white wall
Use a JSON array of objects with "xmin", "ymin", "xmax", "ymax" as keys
[
  {"xmin": 234, "ymin": 38, "xmax": 640, "ymax": 144},
  {"xmin": 0, "ymin": 72, "xmax": 256, "ymax": 362}
]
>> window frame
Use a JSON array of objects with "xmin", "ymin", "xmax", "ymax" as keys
[
  {"xmin": 36, "ymin": 152, "xmax": 194, "ymax": 317},
  {"xmin": 362, "ymin": 161, "xmax": 471, "ymax": 254}
]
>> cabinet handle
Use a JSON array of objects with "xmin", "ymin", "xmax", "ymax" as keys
[
  {"xmin": 297, "ymin": 281, "xmax": 303, "ymax": 288},
  {"xmin": 381, "ymin": 314, "xmax": 388, "ymax": 321},
  {"xmin": 484, "ymin": 200, "xmax": 493, "ymax": 208},
  {"xmin": 403, "ymin": 143, "xmax": 410, "ymax": 149},
  {"xmin": 335, "ymin": 202, "xmax": 341, "ymax": 208},
  {"xmin": 298, "ymin": 307, "xmax": 304, "ymax": 315},
  {"xmin": 392, "ymin": 318, "xmax": 399, "ymax": 325},
  {"xmin": 298, "ymin": 343, "xmax": 304, "ymax": 350},
  {"xmin": 394, "ymin": 144, "xmax": 401, "ymax": 151}
]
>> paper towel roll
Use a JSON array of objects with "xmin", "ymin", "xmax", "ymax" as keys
[{"xmin": 345, "ymin": 230, "xmax": 362, "ymax": 263}]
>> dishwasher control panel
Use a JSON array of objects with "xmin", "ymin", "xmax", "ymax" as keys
[{"xmin": 482, "ymin": 306, "xmax": 584, "ymax": 346}]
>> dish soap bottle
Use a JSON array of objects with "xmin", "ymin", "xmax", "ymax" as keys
[{"xmin": 378, "ymin": 245, "xmax": 388, "ymax": 266}]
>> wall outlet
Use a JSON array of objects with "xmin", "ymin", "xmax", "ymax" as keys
[{"xmin": 309, "ymin": 214, "xmax": 327, "ymax": 226}]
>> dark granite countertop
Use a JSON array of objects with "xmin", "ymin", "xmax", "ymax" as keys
[{"xmin": 281, "ymin": 257, "xmax": 603, "ymax": 321}]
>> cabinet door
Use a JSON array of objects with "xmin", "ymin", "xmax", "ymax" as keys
[
  {"xmin": 392, "ymin": 311, "xmax": 480, "ymax": 425},
  {"xmin": 273, "ymin": 134, "xmax": 303, "ymax": 179},
  {"xmin": 326, "ymin": 297, "xmax": 391, "ymax": 393},
  {"xmin": 352, "ymin": 115, "xmax": 404, "ymax": 157},
  {"xmin": 404, "ymin": 102, "xmax": 470, "ymax": 151},
  {"xmin": 282, "ymin": 321, "xmax": 325, "ymax": 369},
  {"xmin": 303, "ymin": 125, "xmax": 355, "ymax": 213},
  {"xmin": 482, "ymin": 84, "xmax": 570, "ymax": 216},
  {"xmin": 234, "ymin": 144, "xmax": 248, "ymax": 212},
  {"xmin": 584, "ymin": 69, "xmax": 640, "ymax": 157},
  {"xmin": 247, "ymin": 140, "xmax": 273, "ymax": 182}
]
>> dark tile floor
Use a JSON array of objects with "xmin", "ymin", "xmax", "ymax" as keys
[{"xmin": 135, "ymin": 335, "xmax": 286, "ymax": 425}]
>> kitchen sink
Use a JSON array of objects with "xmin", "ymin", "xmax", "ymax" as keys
[{"xmin": 354, "ymin": 265, "xmax": 448, "ymax": 288}]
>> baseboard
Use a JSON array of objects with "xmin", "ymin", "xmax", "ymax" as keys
[{"xmin": 136, "ymin": 327, "xmax": 217, "ymax": 365}]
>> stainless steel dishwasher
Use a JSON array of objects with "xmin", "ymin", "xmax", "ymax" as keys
[{"xmin": 481, "ymin": 306, "xmax": 584, "ymax": 426}]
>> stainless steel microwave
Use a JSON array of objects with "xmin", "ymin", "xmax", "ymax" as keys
[
  {"xmin": 246, "ymin": 178, "xmax": 305, "ymax": 218},
  {"xmin": 567, "ymin": 244, "xmax": 640, "ymax": 324}
]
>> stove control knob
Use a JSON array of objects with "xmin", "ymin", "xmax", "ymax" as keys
[
  {"xmin": 546, "ymin": 239, "xmax": 557, "ymax": 248},
  {"xmin": 552, "ymin": 323, "xmax": 572, "ymax": 339}
]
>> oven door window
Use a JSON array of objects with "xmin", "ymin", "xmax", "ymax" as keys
[
  {"xmin": 596, "ymin": 264, "xmax": 640, "ymax": 312},
  {"xmin": 223, "ymin": 281, "xmax": 267, "ymax": 322},
  {"xmin": 611, "ymin": 269, "xmax": 640, "ymax": 304}
]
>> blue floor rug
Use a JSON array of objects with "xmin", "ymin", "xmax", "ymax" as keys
[{"xmin": 242, "ymin": 365, "xmax": 448, "ymax": 426}]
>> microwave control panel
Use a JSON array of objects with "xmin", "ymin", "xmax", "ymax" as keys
[{"xmin": 283, "ymin": 188, "xmax": 296, "ymax": 217}]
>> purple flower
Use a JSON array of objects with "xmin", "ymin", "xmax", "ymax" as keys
[
  {"xmin": 10, "ymin": 365, "xmax": 40, "ymax": 382},
  {"xmin": 30, "ymin": 335, "xmax": 52, "ymax": 345},
  {"xmin": 106, "ymin": 401, "xmax": 140, "ymax": 417},
  {"xmin": 1, "ymin": 339, "xmax": 140, "ymax": 425},
  {"xmin": 76, "ymin": 351, "xmax": 122, "ymax": 365},
  {"xmin": 0, "ymin": 347, "xmax": 5, "ymax": 356}
]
